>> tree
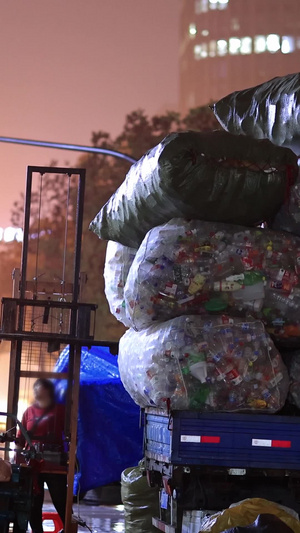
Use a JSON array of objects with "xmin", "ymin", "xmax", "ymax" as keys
[{"xmin": 8, "ymin": 105, "xmax": 219, "ymax": 341}]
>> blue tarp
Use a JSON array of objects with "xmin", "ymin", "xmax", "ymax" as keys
[{"xmin": 55, "ymin": 345, "xmax": 143, "ymax": 493}]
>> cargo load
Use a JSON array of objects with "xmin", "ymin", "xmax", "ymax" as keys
[
  {"xmin": 118, "ymin": 316, "xmax": 289, "ymax": 412},
  {"xmin": 124, "ymin": 219, "xmax": 300, "ymax": 345},
  {"xmin": 212, "ymin": 72, "xmax": 300, "ymax": 152},
  {"xmin": 104, "ymin": 241, "xmax": 137, "ymax": 326},
  {"xmin": 90, "ymin": 130, "xmax": 297, "ymax": 248}
]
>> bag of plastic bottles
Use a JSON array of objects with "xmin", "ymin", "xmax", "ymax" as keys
[
  {"xmin": 124, "ymin": 219, "xmax": 300, "ymax": 345},
  {"xmin": 104, "ymin": 241, "xmax": 137, "ymax": 327},
  {"xmin": 118, "ymin": 316, "xmax": 289, "ymax": 412},
  {"xmin": 121, "ymin": 461, "xmax": 159, "ymax": 533},
  {"xmin": 212, "ymin": 72, "xmax": 300, "ymax": 152},
  {"xmin": 89, "ymin": 130, "xmax": 297, "ymax": 248}
]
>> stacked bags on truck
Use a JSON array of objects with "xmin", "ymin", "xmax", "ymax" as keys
[
  {"xmin": 212, "ymin": 72, "xmax": 300, "ymax": 236},
  {"xmin": 91, "ymin": 104, "xmax": 300, "ymax": 414}
]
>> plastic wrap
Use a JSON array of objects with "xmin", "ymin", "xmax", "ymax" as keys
[
  {"xmin": 104, "ymin": 241, "xmax": 137, "ymax": 326},
  {"xmin": 287, "ymin": 351, "xmax": 300, "ymax": 409},
  {"xmin": 124, "ymin": 219, "xmax": 300, "ymax": 344},
  {"xmin": 89, "ymin": 130, "xmax": 297, "ymax": 248},
  {"xmin": 118, "ymin": 316, "xmax": 289, "ymax": 412},
  {"xmin": 121, "ymin": 461, "xmax": 159, "ymax": 533},
  {"xmin": 55, "ymin": 345, "xmax": 143, "ymax": 493},
  {"xmin": 200, "ymin": 498, "xmax": 300, "ymax": 532},
  {"xmin": 272, "ymin": 168, "xmax": 300, "ymax": 236},
  {"xmin": 212, "ymin": 72, "xmax": 300, "ymax": 152}
]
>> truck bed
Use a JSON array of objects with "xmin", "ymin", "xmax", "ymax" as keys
[{"xmin": 145, "ymin": 409, "xmax": 300, "ymax": 470}]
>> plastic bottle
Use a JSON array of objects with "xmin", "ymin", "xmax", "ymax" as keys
[
  {"xmin": 267, "ymin": 267, "xmax": 298, "ymax": 286},
  {"xmin": 233, "ymin": 282, "xmax": 265, "ymax": 304},
  {"xmin": 212, "ymin": 352, "xmax": 243, "ymax": 386},
  {"xmin": 213, "ymin": 281, "xmax": 243, "ymax": 292}
]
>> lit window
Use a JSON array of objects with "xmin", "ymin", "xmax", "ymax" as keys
[
  {"xmin": 266, "ymin": 34, "xmax": 280, "ymax": 53},
  {"xmin": 217, "ymin": 39, "xmax": 228, "ymax": 56},
  {"xmin": 209, "ymin": 0, "xmax": 218, "ymax": 9},
  {"xmin": 218, "ymin": 0, "xmax": 229, "ymax": 8},
  {"xmin": 194, "ymin": 45, "xmax": 202, "ymax": 60},
  {"xmin": 231, "ymin": 18, "xmax": 240, "ymax": 31},
  {"xmin": 209, "ymin": 40, "xmax": 217, "ymax": 57},
  {"xmin": 201, "ymin": 29, "xmax": 209, "ymax": 37},
  {"xmin": 195, "ymin": 0, "xmax": 201, "ymax": 13},
  {"xmin": 240, "ymin": 37, "xmax": 252, "ymax": 55},
  {"xmin": 254, "ymin": 35, "xmax": 266, "ymax": 53},
  {"xmin": 195, "ymin": 0, "xmax": 208, "ymax": 13},
  {"xmin": 201, "ymin": 43, "xmax": 208, "ymax": 57},
  {"xmin": 229, "ymin": 37, "xmax": 241, "ymax": 55},
  {"xmin": 189, "ymin": 23, "xmax": 197, "ymax": 37},
  {"xmin": 281, "ymin": 36, "xmax": 295, "ymax": 54},
  {"xmin": 194, "ymin": 43, "xmax": 208, "ymax": 59}
]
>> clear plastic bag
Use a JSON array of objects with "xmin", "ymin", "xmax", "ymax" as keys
[
  {"xmin": 104, "ymin": 241, "xmax": 137, "ymax": 327},
  {"xmin": 124, "ymin": 219, "xmax": 300, "ymax": 345},
  {"xmin": 118, "ymin": 316, "xmax": 289, "ymax": 412},
  {"xmin": 287, "ymin": 351, "xmax": 300, "ymax": 409}
]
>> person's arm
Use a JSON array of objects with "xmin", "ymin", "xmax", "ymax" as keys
[{"xmin": 16, "ymin": 410, "xmax": 28, "ymax": 450}]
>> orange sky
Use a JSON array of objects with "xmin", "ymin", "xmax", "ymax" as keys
[{"xmin": 0, "ymin": 0, "xmax": 180, "ymax": 227}]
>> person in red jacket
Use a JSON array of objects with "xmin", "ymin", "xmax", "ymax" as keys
[{"xmin": 17, "ymin": 378, "xmax": 67, "ymax": 533}]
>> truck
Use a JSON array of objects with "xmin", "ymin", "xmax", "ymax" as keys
[{"xmin": 144, "ymin": 407, "xmax": 300, "ymax": 532}]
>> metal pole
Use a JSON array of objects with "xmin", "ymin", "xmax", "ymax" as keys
[
  {"xmin": 20, "ymin": 167, "xmax": 33, "ymax": 301},
  {"xmin": 72, "ymin": 170, "xmax": 85, "ymax": 306},
  {"xmin": 0, "ymin": 136, "xmax": 137, "ymax": 164},
  {"xmin": 65, "ymin": 343, "xmax": 82, "ymax": 533}
]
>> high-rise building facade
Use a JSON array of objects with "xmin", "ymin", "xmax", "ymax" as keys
[{"xmin": 180, "ymin": 0, "xmax": 300, "ymax": 114}]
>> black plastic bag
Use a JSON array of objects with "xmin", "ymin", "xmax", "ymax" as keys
[
  {"xmin": 212, "ymin": 72, "xmax": 300, "ymax": 152},
  {"xmin": 90, "ymin": 130, "xmax": 297, "ymax": 248}
]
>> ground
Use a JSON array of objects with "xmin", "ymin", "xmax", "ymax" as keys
[{"xmin": 43, "ymin": 496, "xmax": 125, "ymax": 532}]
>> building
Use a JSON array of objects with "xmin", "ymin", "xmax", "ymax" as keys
[{"xmin": 179, "ymin": 0, "xmax": 300, "ymax": 115}]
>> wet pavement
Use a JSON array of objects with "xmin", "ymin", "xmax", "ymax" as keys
[{"xmin": 43, "ymin": 502, "xmax": 125, "ymax": 533}]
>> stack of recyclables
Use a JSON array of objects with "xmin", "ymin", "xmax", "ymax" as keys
[
  {"xmin": 124, "ymin": 219, "xmax": 300, "ymax": 344},
  {"xmin": 104, "ymin": 241, "xmax": 137, "ymax": 327},
  {"xmin": 211, "ymin": 71, "xmax": 300, "ymax": 237},
  {"xmin": 118, "ymin": 315, "xmax": 289, "ymax": 412}
]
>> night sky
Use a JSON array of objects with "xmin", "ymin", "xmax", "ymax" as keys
[{"xmin": 0, "ymin": 0, "xmax": 180, "ymax": 227}]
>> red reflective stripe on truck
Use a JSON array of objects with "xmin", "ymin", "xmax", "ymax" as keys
[
  {"xmin": 272, "ymin": 440, "xmax": 291, "ymax": 448},
  {"xmin": 201, "ymin": 436, "xmax": 220, "ymax": 444}
]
